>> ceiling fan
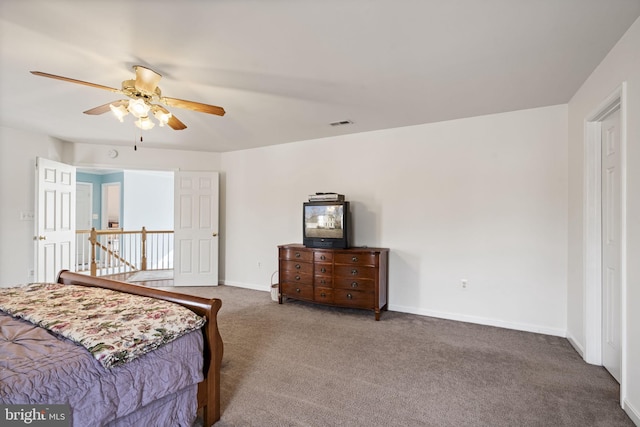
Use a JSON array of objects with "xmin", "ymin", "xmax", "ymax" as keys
[{"xmin": 30, "ymin": 66, "xmax": 226, "ymax": 130}]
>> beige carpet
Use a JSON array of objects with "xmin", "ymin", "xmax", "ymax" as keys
[
  {"xmin": 158, "ymin": 285, "xmax": 632, "ymax": 427},
  {"xmin": 127, "ymin": 269, "xmax": 173, "ymax": 282}
]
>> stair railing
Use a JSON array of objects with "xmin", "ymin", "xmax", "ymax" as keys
[{"xmin": 75, "ymin": 227, "xmax": 174, "ymax": 276}]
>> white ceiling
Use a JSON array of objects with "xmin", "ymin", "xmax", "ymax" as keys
[{"xmin": 1, "ymin": 0, "xmax": 639, "ymax": 153}]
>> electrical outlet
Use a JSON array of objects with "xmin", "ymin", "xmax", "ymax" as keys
[
  {"xmin": 461, "ymin": 279, "xmax": 468, "ymax": 289},
  {"xmin": 257, "ymin": 261, "xmax": 261, "ymax": 268}
]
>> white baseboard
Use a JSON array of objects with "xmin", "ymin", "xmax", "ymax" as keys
[
  {"xmin": 566, "ymin": 333, "xmax": 585, "ymax": 358},
  {"xmin": 219, "ymin": 285, "xmax": 566, "ymax": 337},
  {"xmin": 624, "ymin": 399, "xmax": 640, "ymax": 426},
  {"xmin": 389, "ymin": 303, "xmax": 566, "ymax": 337},
  {"xmin": 220, "ymin": 280, "xmax": 270, "ymax": 292}
]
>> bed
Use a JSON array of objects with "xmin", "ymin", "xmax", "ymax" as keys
[{"xmin": 0, "ymin": 270, "xmax": 223, "ymax": 427}]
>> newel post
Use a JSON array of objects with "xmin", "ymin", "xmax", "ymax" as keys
[
  {"xmin": 89, "ymin": 227, "xmax": 97, "ymax": 276},
  {"xmin": 141, "ymin": 227, "xmax": 147, "ymax": 271}
]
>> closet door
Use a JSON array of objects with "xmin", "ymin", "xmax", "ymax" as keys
[{"xmin": 601, "ymin": 108, "xmax": 621, "ymax": 383}]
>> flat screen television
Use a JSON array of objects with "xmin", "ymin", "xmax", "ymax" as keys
[{"xmin": 303, "ymin": 201, "xmax": 350, "ymax": 249}]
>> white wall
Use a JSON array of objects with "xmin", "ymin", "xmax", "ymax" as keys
[
  {"xmin": 123, "ymin": 170, "xmax": 174, "ymax": 230},
  {"xmin": 567, "ymin": 16, "xmax": 640, "ymax": 424},
  {"xmin": 221, "ymin": 104, "xmax": 568, "ymax": 336},
  {"xmin": 0, "ymin": 127, "xmax": 66, "ymax": 285}
]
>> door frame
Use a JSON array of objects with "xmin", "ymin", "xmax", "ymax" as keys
[
  {"xmin": 583, "ymin": 83, "xmax": 627, "ymax": 400},
  {"xmin": 101, "ymin": 182, "xmax": 121, "ymax": 229}
]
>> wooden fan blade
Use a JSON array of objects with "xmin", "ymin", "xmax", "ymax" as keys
[
  {"xmin": 167, "ymin": 114, "xmax": 187, "ymax": 130},
  {"xmin": 30, "ymin": 71, "xmax": 121, "ymax": 93},
  {"xmin": 162, "ymin": 97, "xmax": 226, "ymax": 116},
  {"xmin": 134, "ymin": 66, "xmax": 162, "ymax": 94},
  {"xmin": 83, "ymin": 100, "xmax": 128, "ymax": 115}
]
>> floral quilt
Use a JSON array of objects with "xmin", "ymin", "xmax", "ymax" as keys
[{"xmin": 0, "ymin": 282, "xmax": 206, "ymax": 368}]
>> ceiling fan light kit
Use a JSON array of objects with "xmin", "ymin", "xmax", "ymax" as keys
[
  {"xmin": 135, "ymin": 116, "xmax": 155, "ymax": 130},
  {"xmin": 126, "ymin": 98, "xmax": 150, "ymax": 118},
  {"xmin": 152, "ymin": 106, "xmax": 172, "ymax": 126},
  {"xmin": 30, "ymin": 65, "xmax": 226, "ymax": 132},
  {"xmin": 109, "ymin": 103, "xmax": 128, "ymax": 122}
]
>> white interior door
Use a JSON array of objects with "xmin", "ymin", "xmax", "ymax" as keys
[
  {"xmin": 601, "ymin": 108, "xmax": 621, "ymax": 383},
  {"xmin": 174, "ymin": 171, "xmax": 219, "ymax": 286},
  {"xmin": 75, "ymin": 182, "xmax": 92, "ymax": 266},
  {"xmin": 35, "ymin": 157, "xmax": 76, "ymax": 282}
]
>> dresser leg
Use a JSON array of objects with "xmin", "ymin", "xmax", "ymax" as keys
[{"xmin": 375, "ymin": 309, "xmax": 381, "ymax": 321}]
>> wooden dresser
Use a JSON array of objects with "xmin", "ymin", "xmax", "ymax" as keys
[{"xmin": 278, "ymin": 244, "xmax": 389, "ymax": 320}]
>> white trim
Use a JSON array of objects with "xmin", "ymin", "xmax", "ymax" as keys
[
  {"xmin": 583, "ymin": 83, "xmax": 627, "ymax": 404},
  {"xmin": 389, "ymin": 304, "xmax": 566, "ymax": 337},
  {"xmin": 566, "ymin": 333, "xmax": 585, "ymax": 358},
  {"xmin": 217, "ymin": 286, "xmax": 567, "ymax": 337},
  {"xmin": 101, "ymin": 182, "xmax": 121, "ymax": 229},
  {"xmin": 220, "ymin": 280, "xmax": 270, "ymax": 292},
  {"xmin": 619, "ymin": 86, "xmax": 628, "ymax": 408},
  {"xmin": 623, "ymin": 398, "xmax": 640, "ymax": 426}
]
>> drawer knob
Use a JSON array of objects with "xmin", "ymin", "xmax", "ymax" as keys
[
  {"xmin": 352, "ymin": 256, "xmax": 358, "ymax": 262},
  {"xmin": 351, "ymin": 269, "xmax": 358, "ymax": 275},
  {"xmin": 320, "ymin": 292, "xmax": 326, "ymax": 297},
  {"xmin": 295, "ymin": 275, "xmax": 301, "ymax": 281},
  {"xmin": 320, "ymin": 267, "xmax": 326, "ymax": 273},
  {"xmin": 296, "ymin": 288, "xmax": 301, "ymax": 293},
  {"xmin": 295, "ymin": 252, "xmax": 301, "ymax": 258},
  {"xmin": 347, "ymin": 293, "xmax": 353, "ymax": 299},
  {"xmin": 351, "ymin": 282, "xmax": 358, "ymax": 288},
  {"xmin": 320, "ymin": 255, "xmax": 326, "ymax": 260},
  {"xmin": 295, "ymin": 264, "xmax": 301, "ymax": 269},
  {"xmin": 320, "ymin": 279, "xmax": 326, "ymax": 285}
]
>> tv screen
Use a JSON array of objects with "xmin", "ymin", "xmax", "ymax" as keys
[{"xmin": 303, "ymin": 201, "xmax": 349, "ymax": 248}]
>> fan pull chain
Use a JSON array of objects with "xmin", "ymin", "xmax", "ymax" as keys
[{"xmin": 134, "ymin": 131, "xmax": 143, "ymax": 151}]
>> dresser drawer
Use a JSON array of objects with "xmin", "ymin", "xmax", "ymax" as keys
[
  {"xmin": 281, "ymin": 270, "xmax": 312, "ymax": 285},
  {"xmin": 334, "ymin": 252, "xmax": 378, "ymax": 266},
  {"xmin": 281, "ymin": 259, "xmax": 313, "ymax": 275},
  {"xmin": 314, "ymin": 276, "xmax": 333, "ymax": 287},
  {"xmin": 314, "ymin": 287, "xmax": 333, "ymax": 303},
  {"xmin": 315, "ymin": 263, "xmax": 333, "ymax": 275},
  {"xmin": 314, "ymin": 251, "xmax": 333, "ymax": 263},
  {"xmin": 333, "ymin": 277, "xmax": 375, "ymax": 291},
  {"xmin": 333, "ymin": 265, "xmax": 376, "ymax": 280},
  {"xmin": 333, "ymin": 289, "xmax": 374, "ymax": 309},
  {"xmin": 280, "ymin": 247, "xmax": 313, "ymax": 262},
  {"xmin": 281, "ymin": 282, "xmax": 313, "ymax": 300}
]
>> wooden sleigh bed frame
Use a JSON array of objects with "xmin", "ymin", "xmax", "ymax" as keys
[{"xmin": 56, "ymin": 270, "xmax": 223, "ymax": 426}]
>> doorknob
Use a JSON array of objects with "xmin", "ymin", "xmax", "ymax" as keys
[
  {"xmin": 212, "ymin": 232, "xmax": 218, "ymax": 237},
  {"xmin": 36, "ymin": 235, "xmax": 46, "ymax": 240}
]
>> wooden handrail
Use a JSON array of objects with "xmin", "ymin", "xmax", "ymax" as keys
[{"xmin": 78, "ymin": 229, "xmax": 174, "ymax": 235}]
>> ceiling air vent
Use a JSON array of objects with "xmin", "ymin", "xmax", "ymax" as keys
[{"xmin": 330, "ymin": 120, "xmax": 353, "ymax": 127}]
